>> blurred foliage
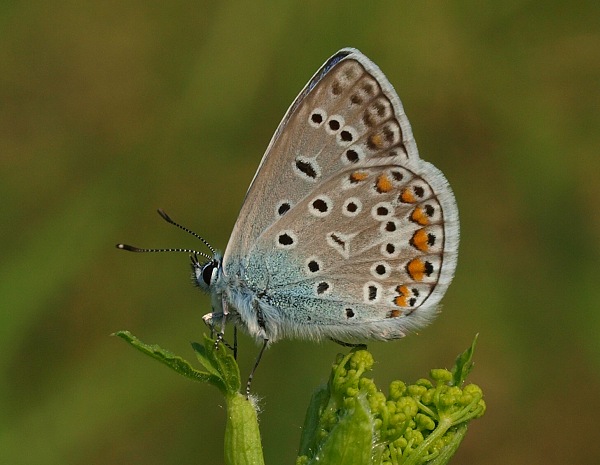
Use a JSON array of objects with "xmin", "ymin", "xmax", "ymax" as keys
[{"xmin": 1, "ymin": 2, "xmax": 599, "ymax": 464}]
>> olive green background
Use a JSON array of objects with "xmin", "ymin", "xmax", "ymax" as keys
[{"xmin": 2, "ymin": 2, "xmax": 599, "ymax": 464}]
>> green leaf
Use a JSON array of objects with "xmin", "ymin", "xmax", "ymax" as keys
[
  {"xmin": 190, "ymin": 339, "xmax": 223, "ymax": 378},
  {"xmin": 191, "ymin": 336, "xmax": 241, "ymax": 395},
  {"xmin": 113, "ymin": 330, "xmax": 221, "ymax": 386},
  {"xmin": 298, "ymin": 383, "xmax": 330, "ymax": 458},
  {"xmin": 451, "ymin": 334, "xmax": 478, "ymax": 386},
  {"xmin": 307, "ymin": 394, "xmax": 375, "ymax": 465},
  {"xmin": 114, "ymin": 330, "xmax": 242, "ymax": 395}
]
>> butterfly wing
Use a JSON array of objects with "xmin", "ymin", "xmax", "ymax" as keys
[{"xmin": 222, "ymin": 48, "xmax": 459, "ymax": 342}]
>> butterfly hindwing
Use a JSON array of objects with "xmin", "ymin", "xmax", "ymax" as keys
[{"xmin": 244, "ymin": 161, "xmax": 456, "ymax": 341}]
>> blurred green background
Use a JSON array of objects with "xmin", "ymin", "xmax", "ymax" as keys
[{"xmin": 2, "ymin": 2, "xmax": 599, "ymax": 464}]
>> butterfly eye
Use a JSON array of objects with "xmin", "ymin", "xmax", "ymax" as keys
[{"xmin": 199, "ymin": 260, "xmax": 218, "ymax": 288}]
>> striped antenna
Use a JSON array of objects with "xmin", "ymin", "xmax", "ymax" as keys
[
  {"xmin": 156, "ymin": 209, "xmax": 216, "ymax": 255},
  {"xmin": 116, "ymin": 209, "xmax": 215, "ymax": 262}
]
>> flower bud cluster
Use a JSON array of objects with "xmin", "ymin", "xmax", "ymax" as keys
[{"xmin": 316, "ymin": 349, "xmax": 485, "ymax": 465}]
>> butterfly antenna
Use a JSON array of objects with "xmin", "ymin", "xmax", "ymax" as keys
[
  {"xmin": 156, "ymin": 208, "xmax": 217, "ymax": 255},
  {"xmin": 116, "ymin": 243, "xmax": 213, "ymax": 262}
]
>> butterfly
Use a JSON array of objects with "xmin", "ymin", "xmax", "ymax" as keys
[{"xmin": 118, "ymin": 48, "xmax": 459, "ymax": 393}]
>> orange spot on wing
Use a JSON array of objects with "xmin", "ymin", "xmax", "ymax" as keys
[
  {"xmin": 387, "ymin": 309, "xmax": 402, "ymax": 318},
  {"xmin": 396, "ymin": 284, "xmax": 410, "ymax": 295},
  {"xmin": 393, "ymin": 285, "xmax": 410, "ymax": 307},
  {"xmin": 350, "ymin": 171, "xmax": 369, "ymax": 183},
  {"xmin": 411, "ymin": 207, "xmax": 429, "ymax": 225},
  {"xmin": 394, "ymin": 296, "xmax": 407, "ymax": 307},
  {"xmin": 411, "ymin": 229, "xmax": 430, "ymax": 252},
  {"xmin": 400, "ymin": 188, "xmax": 416, "ymax": 203},
  {"xmin": 376, "ymin": 174, "xmax": 393, "ymax": 193},
  {"xmin": 407, "ymin": 259, "xmax": 426, "ymax": 281}
]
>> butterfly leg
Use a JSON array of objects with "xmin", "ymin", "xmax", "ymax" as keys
[
  {"xmin": 246, "ymin": 338, "xmax": 268, "ymax": 399},
  {"xmin": 203, "ymin": 308, "xmax": 237, "ymax": 356},
  {"xmin": 330, "ymin": 338, "xmax": 367, "ymax": 349},
  {"xmin": 213, "ymin": 297, "xmax": 230, "ymax": 350},
  {"xmin": 216, "ymin": 328, "xmax": 237, "ymax": 355}
]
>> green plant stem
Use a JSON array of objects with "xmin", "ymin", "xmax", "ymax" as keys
[
  {"xmin": 224, "ymin": 393, "xmax": 265, "ymax": 465},
  {"xmin": 401, "ymin": 418, "xmax": 453, "ymax": 465},
  {"xmin": 427, "ymin": 424, "xmax": 467, "ymax": 465}
]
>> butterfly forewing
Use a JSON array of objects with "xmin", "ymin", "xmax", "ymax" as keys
[{"xmin": 223, "ymin": 49, "xmax": 419, "ymax": 273}]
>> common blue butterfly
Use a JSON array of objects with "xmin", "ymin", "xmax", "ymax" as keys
[{"xmin": 118, "ymin": 48, "xmax": 459, "ymax": 393}]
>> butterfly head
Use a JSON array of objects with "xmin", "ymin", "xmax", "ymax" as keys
[{"xmin": 192, "ymin": 253, "xmax": 223, "ymax": 292}]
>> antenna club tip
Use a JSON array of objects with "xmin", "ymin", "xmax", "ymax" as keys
[
  {"xmin": 116, "ymin": 243, "xmax": 136, "ymax": 251},
  {"xmin": 157, "ymin": 208, "xmax": 171, "ymax": 222}
]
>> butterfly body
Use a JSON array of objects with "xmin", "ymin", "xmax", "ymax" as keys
[{"xmin": 194, "ymin": 48, "xmax": 459, "ymax": 345}]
